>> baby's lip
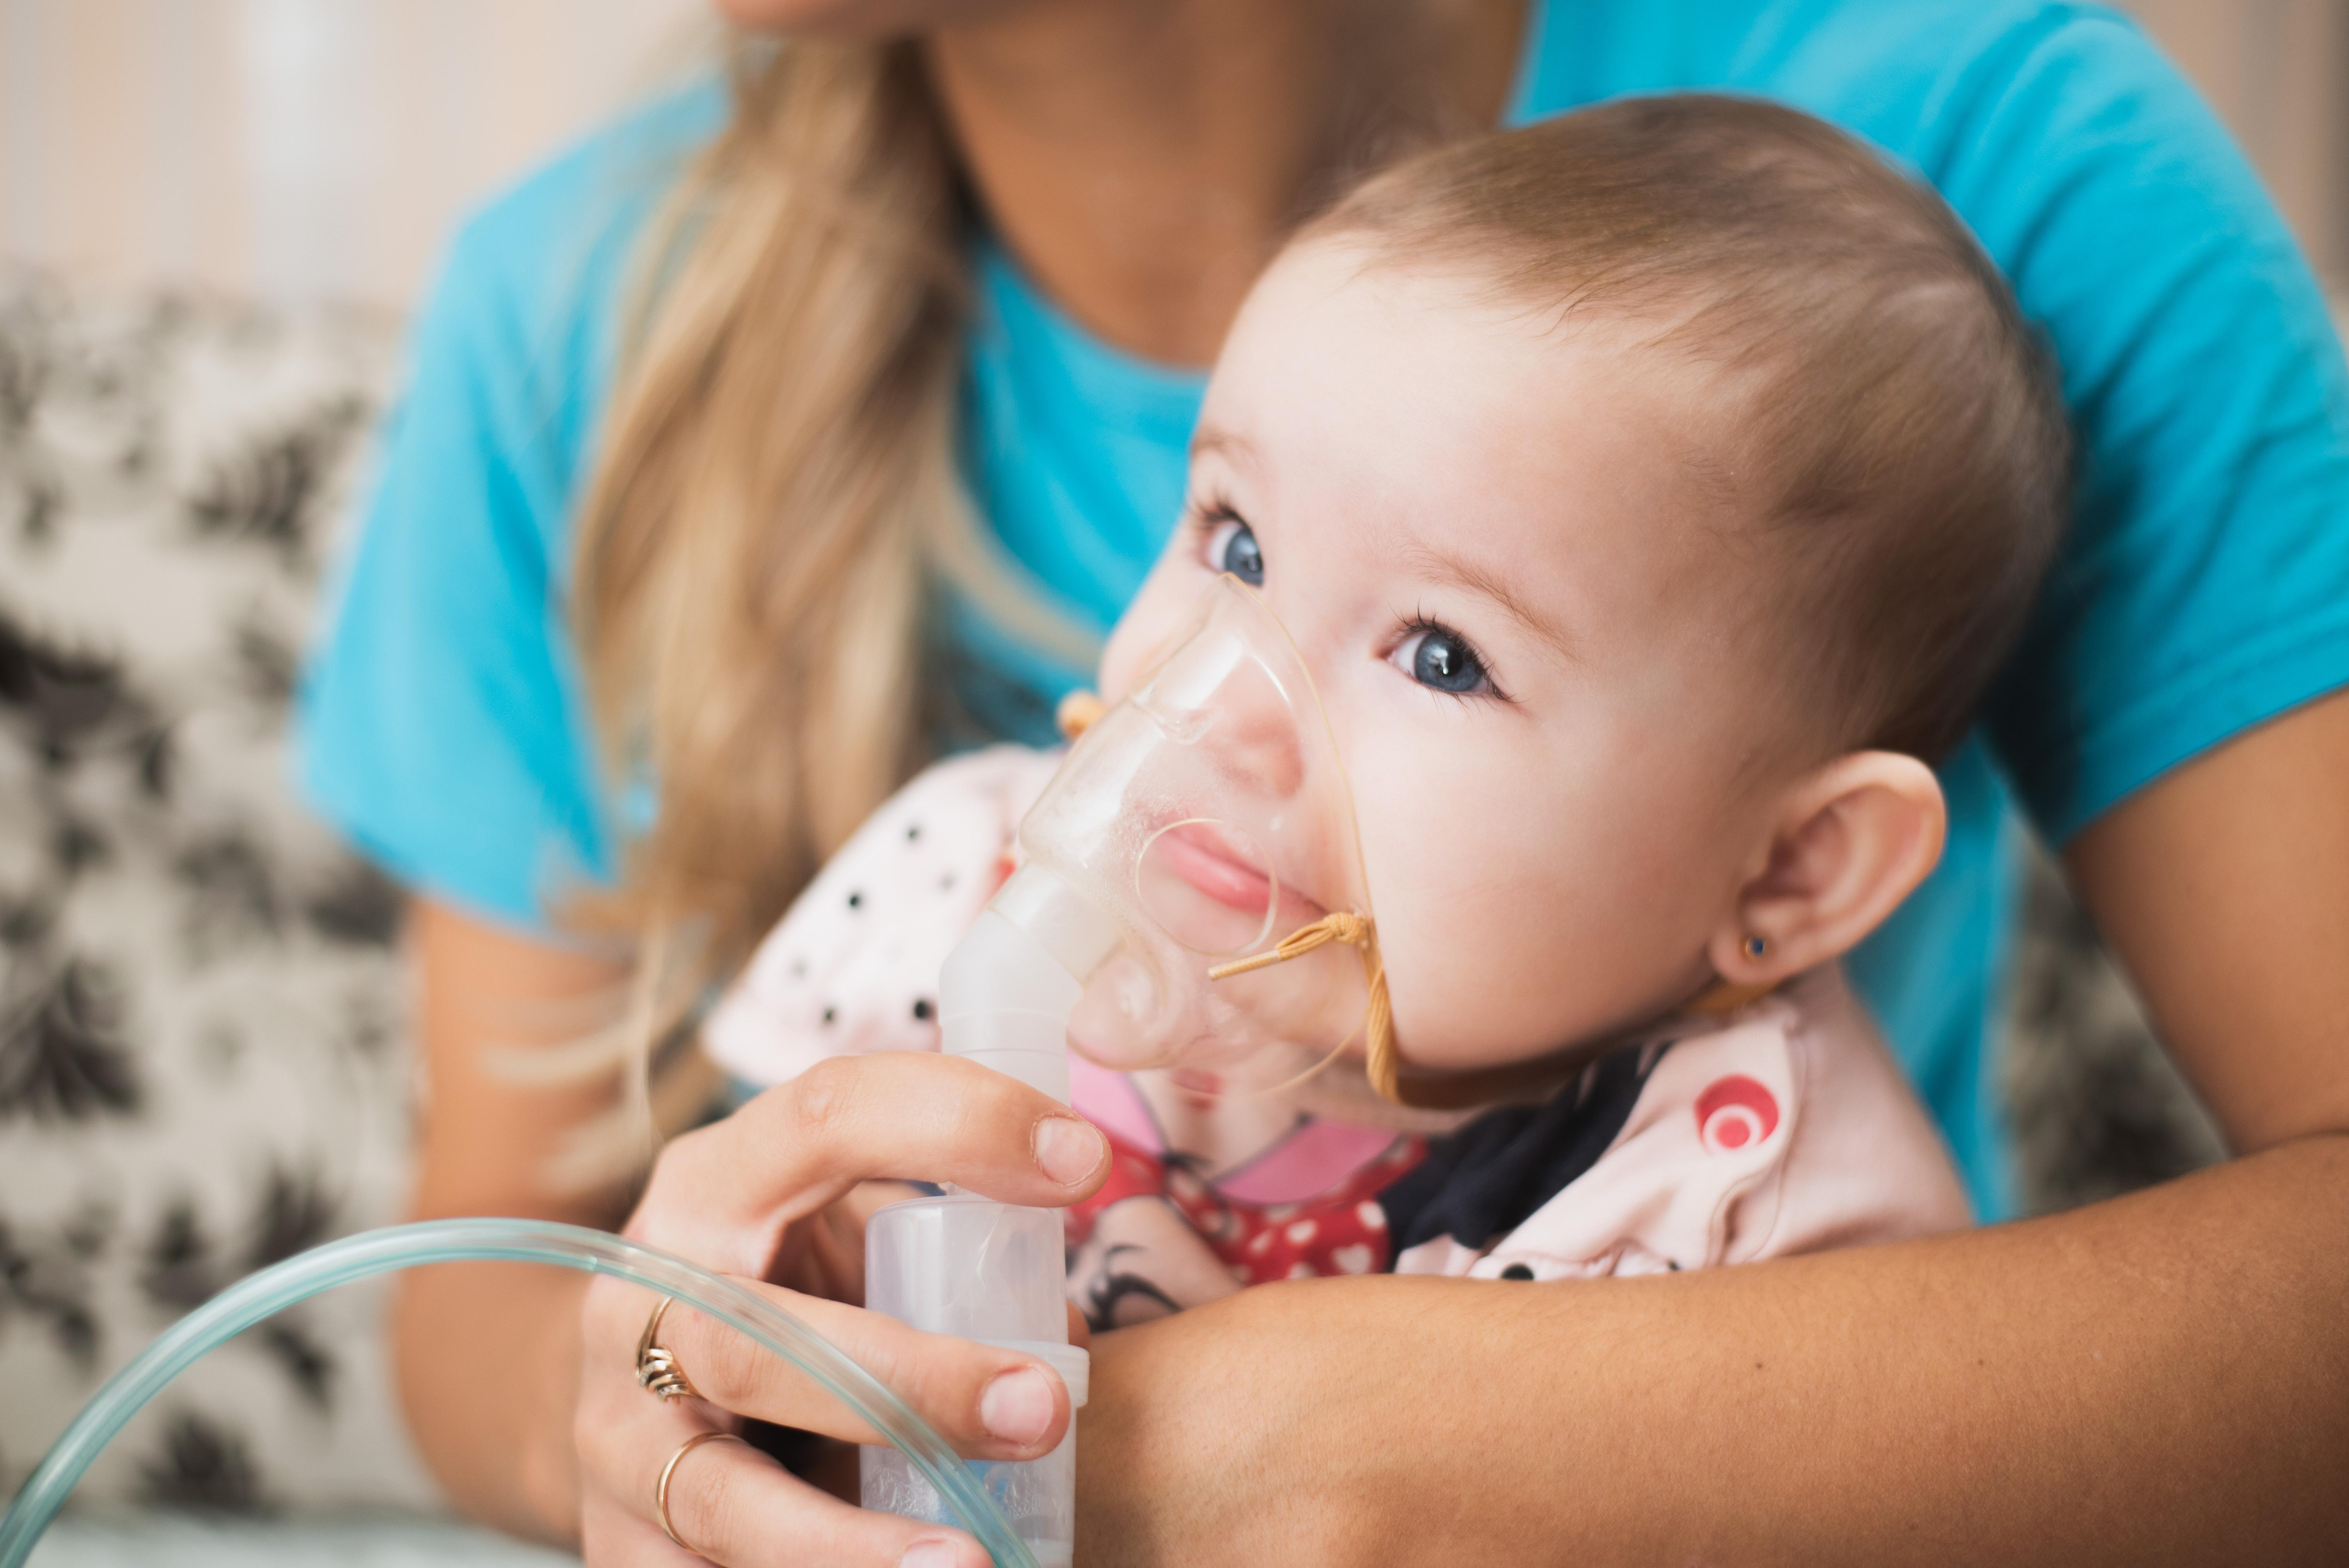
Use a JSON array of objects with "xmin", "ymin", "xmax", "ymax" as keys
[{"xmin": 1148, "ymin": 820, "xmax": 1325, "ymax": 927}]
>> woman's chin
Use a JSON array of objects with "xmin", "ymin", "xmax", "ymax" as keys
[{"xmin": 712, "ymin": 0, "xmax": 1005, "ymax": 41}]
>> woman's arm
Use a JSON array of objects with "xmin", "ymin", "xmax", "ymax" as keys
[
  {"xmin": 1078, "ymin": 690, "xmax": 2349, "ymax": 1566},
  {"xmin": 397, "ymin": 900, "xmax": 633, "ymax": 1544}
]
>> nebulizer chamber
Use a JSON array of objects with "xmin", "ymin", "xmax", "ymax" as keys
[{"xmin": 863, "ymin": 576, "xmax": 1379, "ymax": 1563}]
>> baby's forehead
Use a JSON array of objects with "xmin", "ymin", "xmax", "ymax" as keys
[
  {"xmin": 1224, "ymin": 239, "xmax": 1534, "ymax": 362},
  {"xmin": 1196, "ymin": 241, "xmax": 1798, "ymax": 704},
  {"xmin": 1222, "ymin": 238, "xmax": 1724, "ymax": 433},
  {"xmin": 1208, "ymin": 240, "xmax": 1748, "ymax": 532}
]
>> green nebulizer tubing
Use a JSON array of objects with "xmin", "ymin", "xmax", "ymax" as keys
[{"xmin": 0, "ymin": 1218, "xmax": 1038, "ymax": 1568}]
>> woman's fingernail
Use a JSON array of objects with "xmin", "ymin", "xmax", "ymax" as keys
[
  {"xmin": 900, "ymin": 1541, "xmax": 961, "ymax": 1568},
  {"xmin": 980, "ymin": 1366, "xmax": 1057, "ymax": 1447},
  {"xmin": 1033, "ymin": 1115, "xmax": 1104, "ymax": 1186}
]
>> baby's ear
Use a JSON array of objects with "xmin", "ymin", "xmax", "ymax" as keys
[{"xmin": 1709, "ymin": 752, "xmax": 1946, "ymax": 987}]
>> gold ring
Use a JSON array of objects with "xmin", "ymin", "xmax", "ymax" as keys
[
  {"xmin": 657, "ymin": 1429, "xmax": 747, "ymax": 1550},
  {"xmin": 636, "ymin": 1296, "xmax": 701, "ymax": 1402}
]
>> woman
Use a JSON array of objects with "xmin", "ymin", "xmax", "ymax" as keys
[{"xmin": 300, "ymin": 0, "xmax": 2349, "ymax": 1561}]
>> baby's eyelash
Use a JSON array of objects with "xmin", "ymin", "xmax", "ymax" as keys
[
  {"xmin": 1186, "ymin": 494, "xmax": 1240, "ymax": 531},
  {"xmin": 1187, "ymin": 494, "xmax": 1262, "ymax": 581}
]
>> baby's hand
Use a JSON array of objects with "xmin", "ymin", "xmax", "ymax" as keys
[{"xmin": 702, "ymin": 745, "xmax": 1063, "ymax": 1087}]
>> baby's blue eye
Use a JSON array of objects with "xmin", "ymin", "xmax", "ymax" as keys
[
  {"xmin": 1207, "ymin": 518, "xmax": 1264, "ymax": 586},
  {"xmin": 1395, "ymin": 624, "xmax": 1491, "ymax": 695}
]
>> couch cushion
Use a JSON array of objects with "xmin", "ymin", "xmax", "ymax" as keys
[{"xmin": 0, "ymin": 270, "xmax": 434, "ymax": 1512}]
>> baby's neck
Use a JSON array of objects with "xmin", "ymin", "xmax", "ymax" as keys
[
  {"xmin": 1327, "ymin": 967, "xmax": 1793, "ymax": 1120},
  {"xmin": 1125, "ymin": 971, "xmax": 1806, "ymax": 1156}
]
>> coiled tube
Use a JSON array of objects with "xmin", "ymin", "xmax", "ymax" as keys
[{"xmin": 0, "ymin": 1218, "xmax": 1038, "ymax": 1568}]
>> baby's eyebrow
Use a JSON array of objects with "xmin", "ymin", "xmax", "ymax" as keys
[
  {"xmin": 1397, "ymin": 539, "xmax": 1579, "ymax": 662},
  {"xmin": 1190, "ymin": 428, "xmax": 1256, "ymax": 469}
]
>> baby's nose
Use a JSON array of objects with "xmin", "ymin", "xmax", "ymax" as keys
[{"xmin": 1207, "ymin": 685, "xmax": 1308, "ymax": 800}]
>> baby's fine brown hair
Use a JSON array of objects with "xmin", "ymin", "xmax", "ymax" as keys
[{"xmin": 1314, "ymin": 94, "xmax": 2072, "ymax": 762}]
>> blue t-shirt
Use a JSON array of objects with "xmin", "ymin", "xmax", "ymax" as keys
[{"xmin": 298, "ymin": 0, "xmax": 2349, "ymax": 1220}]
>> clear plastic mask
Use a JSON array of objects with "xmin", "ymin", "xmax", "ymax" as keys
[{"xmin": 1009, "ymin": 576, "xmax": 1387, "ymax": 1091}]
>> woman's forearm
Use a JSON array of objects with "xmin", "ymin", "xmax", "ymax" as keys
[
  {"xmin": 1081, "ymin": 1132, "xmax": 2349, "ymax": 1566},
  {"xmin": 396, "ymin": 901, "xmax": 636, "ymax": 1547},
  {"xmin": 394, "ymin": 1262, "xmax": 590, "ymax": 1545}
]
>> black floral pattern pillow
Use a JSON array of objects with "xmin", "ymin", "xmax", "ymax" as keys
[{"xmin": 0, "ymin": 269, "xmax": 432, "ymax": 1513}]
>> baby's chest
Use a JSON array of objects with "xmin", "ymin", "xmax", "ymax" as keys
[{"xmin": 1064, "ymin": 1117, "xmax": 1428, "ymax": 1329}]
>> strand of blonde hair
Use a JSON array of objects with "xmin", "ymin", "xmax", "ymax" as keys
[{"xmin": 558, "ymin": 38, "xmax": 963, "ymax": 1188}]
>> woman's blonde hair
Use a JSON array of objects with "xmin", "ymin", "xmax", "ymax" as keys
[
  {"xmin": 577, "ymin": 37, "xmax": 955, "ymax": 945},
  {"xmin": 546, "ymin": 37, "xmax": 1071, "ymax": 1183}
]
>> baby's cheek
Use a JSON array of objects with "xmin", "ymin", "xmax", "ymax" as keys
[
  {"xmin": 1348, "ymin": 732, "xmax": 1558, "ymax": 1057},
  {"xmin": 1355, "ymin": 731, "xmax": 1716, "ymax": 1065}
]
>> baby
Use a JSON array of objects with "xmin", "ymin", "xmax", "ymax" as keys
[{"xmin": 708, "ymin": 96, "xmax": 2068, "ymax": 1328}]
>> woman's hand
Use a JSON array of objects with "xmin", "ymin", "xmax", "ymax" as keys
[{"xmin": 575, "ymin": 1051, "xmax": 1109, "ymax": 1566}]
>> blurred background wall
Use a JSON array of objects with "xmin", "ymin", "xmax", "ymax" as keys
[
  {"xmin": 1, "ymin": 0, "xmax": 2343, "ymax": 312},
  {"xmin": 0, "ymin": 0, "xmax": 708, "ymax": 313},
  {"xmin": 2131, "ymin": 0, "xmax": 2347, "ymax": 287}
]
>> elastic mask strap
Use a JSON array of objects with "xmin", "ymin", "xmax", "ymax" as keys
[
  {"xmin": 1207, "ymin": 912, "xmax": 1412, "ymax": 1103},
  {"xmin": 1684, "ymin": 977, "xmax": 1779, "ymax": 1015},
  {"xmin": 1210, "ymin": 914, "xmax": 1741, "ymax": 1112}
]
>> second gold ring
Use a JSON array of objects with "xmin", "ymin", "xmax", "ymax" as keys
[{"xmin": 635, "ymin": 1295, "xmax": 702, "ymax": 1402}]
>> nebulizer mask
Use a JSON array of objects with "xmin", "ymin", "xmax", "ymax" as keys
[
  {"xmin": 857, "ymin": 574, "xmax": 1399, "ymax": 1563},
  {"xmin": 945, "ymin": 572, "xmax": 1395, "ymax": 1102}
]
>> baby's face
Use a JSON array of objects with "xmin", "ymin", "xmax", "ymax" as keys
[{"xmin": 1101, "ymin": 240, "xmax": 1791, "ymax": 1071}]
